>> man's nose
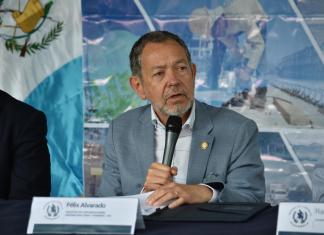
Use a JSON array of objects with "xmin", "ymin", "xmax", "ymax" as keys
[{"xmin": 165, "ymin": 68, "xmax": 179, "ymax": 85}]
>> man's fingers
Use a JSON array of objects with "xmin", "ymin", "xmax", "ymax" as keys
[
  {"xmin": 143, "ymin": 183, "xmax": 162, "ymax": 192},
  {"xmin": 147, "ymin": 188, "xmax": 178, "ymax": 206},
  {"xmin": 168, "ymin": 197, "xmax": 185, "ymax": 209},
  {"xmin": 146, "ymin": 189, "xmax": 167, "ymax": 205},
  {"xmin": 151, "ymin": 162, "xmax": 172, "ymax": 171},
  {"xmin": 145, "ymin": 174, "xmax": 172, "ymax": 186},
  {"xmin": 146, "ymin": 162, "xmax": 174, "ymax": 184},
  {"xmin": 171, "ymin": 166, "xmax": 178, "ymax": 176},
  {"xmin": 147, "ymin": 168, "xmax": 171, "ymax": 179}
]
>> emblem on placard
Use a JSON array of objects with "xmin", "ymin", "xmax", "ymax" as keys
[
  {"xmin": 289, "ymin": 206, "xmax": 311, "ymax": 227},
  {"xmin": 44, "ymin": 201, "xmax": 62, "ymax": 220},
  {"xmin": 0, "ymin": 0, "xmax": 63, "ymax": 57}
]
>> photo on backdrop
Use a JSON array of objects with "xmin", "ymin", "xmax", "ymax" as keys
[{"xmin": 82, "ymin": 0, "xmax": 324, "ymax": 203}]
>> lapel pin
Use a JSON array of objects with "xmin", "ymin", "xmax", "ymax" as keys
[{"xmin": 200, "ymin": 141, "xmax": 208, "ymax": 150}]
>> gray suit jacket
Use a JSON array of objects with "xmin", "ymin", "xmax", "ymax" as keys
[{"xmin": 99, "ymin": 100, "xmax": 265, "ymax": 202}]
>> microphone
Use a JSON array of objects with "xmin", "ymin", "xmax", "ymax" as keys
[{"xmin": 162, "ymin": 115, "xmax": 182, "ymax": 166}]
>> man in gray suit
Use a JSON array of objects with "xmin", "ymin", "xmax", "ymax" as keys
[
  {"xmin": 99, "ymin": 31, "xmax": 265, "ymax": 208},
  {"xmin": 312, "ymin": 157, "xmax": 324, "ymax": 202}
]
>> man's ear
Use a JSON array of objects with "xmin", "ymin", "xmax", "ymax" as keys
[
  {"xmin": 129, "ymin": 76, "xmax": 146, "ymax": 100},
  {"xmin": 191, "ymin": 63, "xmax": 196, "ymax": 80}
]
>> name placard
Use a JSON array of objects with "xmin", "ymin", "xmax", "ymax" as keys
[
  {"xmin": 27, "ymin": 197, "xmax": 145, "ymax": 234},
  {"xmin": 276, "ymin": 202, "xmax": 324, "ymax": 235}
]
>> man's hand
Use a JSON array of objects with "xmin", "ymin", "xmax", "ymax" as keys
[
  {"xmin": 146, "ymin": 183, "xmax": 213, "ymax": 209},
  {"xmin": 143, "ymin": 162, "xmax": 178, "ymax": 192}
]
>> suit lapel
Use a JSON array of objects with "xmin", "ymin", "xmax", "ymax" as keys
[
  {"xmin": 187, "ymin": 101, "xmax": 214, "ymax": 184},
  {"xmin": 134, "ymin": 106, "xmax": 155, "ymax": 178}
]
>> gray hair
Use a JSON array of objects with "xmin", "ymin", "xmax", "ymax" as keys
[{"xmin": 129, "ymin": 31, "xmax": 192, "ymax": 77}]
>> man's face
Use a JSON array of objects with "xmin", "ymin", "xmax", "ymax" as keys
[{"xmin": 130, "ymin": 40, "xmax": 196, "ymax": 124}]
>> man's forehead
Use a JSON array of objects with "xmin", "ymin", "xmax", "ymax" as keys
[
  {"xmin": 142, "ymin": 40, "xmax": 186, "ymax": 55},
  {"xmin": 141, "ymin": 42, "xmax": 188, "ymax": 66},
  {"xmin": 149, "ymin": 59, "xmax": 188, "ymax": 69},
  {"xmin": 144, "ymin": 39, "xmax": 179, "ymax": 47}
]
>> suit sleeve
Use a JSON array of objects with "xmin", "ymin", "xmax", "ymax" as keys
[
  {"xmin": 216, "ymin": 119, "xmax": 265, "ymax": 202},
  {"xmin": 98, "ymin": 120, "xmax": 122, "ymax": 196},
  {"xmin": 9, "ymin": 110, "xmax": 51, "ymax": 199}
]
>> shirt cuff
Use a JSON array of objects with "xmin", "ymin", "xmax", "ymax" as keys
[{"xmin": 199, "ymin": 183, "xmax": 218, "ymax": 203}]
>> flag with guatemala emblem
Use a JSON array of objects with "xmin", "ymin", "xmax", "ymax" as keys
[{"xmin": 0, "ymin": 0, "xmax": 83, "ymax": 196}]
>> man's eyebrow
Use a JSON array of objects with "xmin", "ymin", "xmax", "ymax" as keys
[
  {"xmin": 174, "ymin": 59, "xmax": 189, "ymax": 65},
  {"xmin": 151, "ymin": 65, "xmax": 167, "ymax": 70},
  {"xmin": 151, "ymin": 59, "xmax": 189, "ymax": 70}
]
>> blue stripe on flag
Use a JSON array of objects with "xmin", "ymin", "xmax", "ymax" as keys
[{"xmin": 25, "ymin": 56, "xmax": 83, "ymax": 196}]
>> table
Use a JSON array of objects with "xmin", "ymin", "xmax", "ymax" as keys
[{"xmin": 0, "ymin": 200, "xmax": 278, "ymax": 235}]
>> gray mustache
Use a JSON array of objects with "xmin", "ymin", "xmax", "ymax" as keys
[{"xmin": 164, "ymin": 88, "xmax": 186, "ymax": 99}]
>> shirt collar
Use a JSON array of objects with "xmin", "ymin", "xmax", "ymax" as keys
[{"xmin": 151, "ymin": 101, "xmax": 195, "ymax": 130}]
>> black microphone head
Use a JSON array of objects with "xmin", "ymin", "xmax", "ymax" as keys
[{"xmin": 166, "ymin": 116, "xmax": 182, "ymax": 134}]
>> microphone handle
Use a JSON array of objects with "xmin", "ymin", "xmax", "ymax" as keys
[{"xmin": 162, "ymin": 132, "xmax": 179, "ymax": 166}]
